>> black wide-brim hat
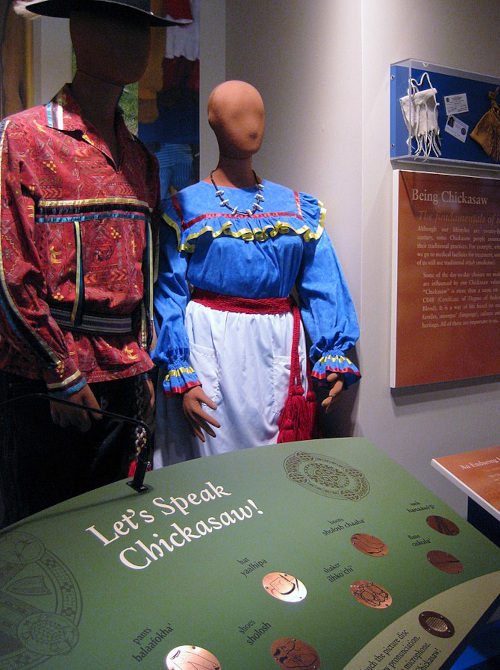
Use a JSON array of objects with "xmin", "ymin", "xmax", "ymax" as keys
[{"xmin": 25, "ymin": 0, "xmax": 192, "ymax": 26}]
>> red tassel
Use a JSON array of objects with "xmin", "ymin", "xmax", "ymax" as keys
[
  {"xmin": 277, "ymin": 304, "xmax": 320, "ymax": 443},
  {"xmin": 128, "ymin": 458, "xmax": 153, "ymax": 477},
  {"xmin": 308, "ymin": 390, "xmax": 321, "ymax": 439},
  {"xmin": 278, "ymin": 386, "xmax": 318, "ymax": 443}
]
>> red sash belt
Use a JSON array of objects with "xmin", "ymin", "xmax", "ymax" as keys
[{"xmin": 191, "ymin": 288, "xmax": 292, "ymax": 314}]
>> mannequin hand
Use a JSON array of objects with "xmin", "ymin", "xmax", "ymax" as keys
[
  {"xmin": 50, "ymin": 384, "xmax": 102, "ymax": 432},
  {"xmin": 182, "ymin": 386, "xmax": 220, "ymax": 442},
  {"xmin": 321, "ymin": 373, "xmax": 345, "ymax": 414}
]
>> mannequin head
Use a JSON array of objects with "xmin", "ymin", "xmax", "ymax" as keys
[
  {"xmin": 208, "ymin": 81, "xmax": 265, "ymax": 159},
  {"xmin": 70, "ymin": 5, "xmax": 151, "ymax": 87}
]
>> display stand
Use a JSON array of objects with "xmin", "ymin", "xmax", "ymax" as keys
[
  {"xmin": 1, "ymin": 438, "xmax": 499, "ymax": 669},
  {"xmin": 432, "ymin": 445, "xmax": 500, "ymax": 547}
]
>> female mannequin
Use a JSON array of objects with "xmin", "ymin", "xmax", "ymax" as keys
[{"xmin": 153, "ymin": 80, "xmax": 360, "ymax": 464}]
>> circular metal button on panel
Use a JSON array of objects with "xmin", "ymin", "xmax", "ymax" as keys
[
  {"xmin": 426, "ymin": 515, "xmax": 460, "ymax": 536},
  {"xmin": 351, "ymin": 533, "xmax": 389, "ymax": 557},
  {"xmin": 166, "ymin": 645, "xmax": 221, "ymax": 669},
  {"xmin": 427, "ymin": 550, "xmax": 463, "ymax": 574},
  {"xmin": 419, "ymin": 611, "xmax": 455, "ymax": 638},
  {"xmin": 271, "ymin": 637, "xmax": 321, "ymax": 669},
  {"xmin": 263, "ymin": 572, "xmax": 307, "ymax": 602},
  {"xmin": 350, "ymin": 580, "xmax": 393, "ymax": 609}
]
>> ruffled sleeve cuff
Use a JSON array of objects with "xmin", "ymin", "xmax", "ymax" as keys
[
  {"xmin": 160, "ymin": 364, "xmax": 201, "ymax": 396},
  {"xmin": 311, "ymin": 352, "xmax": 361, "ymax": 389},
  {"xmin": 41, "ymin": 353, "xmax": 86, "ymax": 396}
]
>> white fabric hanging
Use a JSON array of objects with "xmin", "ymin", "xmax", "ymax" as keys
[
  {"xmin": 165, "ymin": 0, "xmax": 200, "ymax": 61},
  {"xmin": 400, "ymin": 72, "xmax": 441, "ymax": 158}
]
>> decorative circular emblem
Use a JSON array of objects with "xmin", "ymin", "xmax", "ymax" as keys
[
  {"xmin": 263, "ymin": 572, "xmax": 307, "ymax": 602},
  {"xmin": 0, "ymin": 531, "xmax": 82, "ymax": 668},
  {"xmin": 165, "ymin": 645, "xmax": 221, "ymax": 669},
  {"xmin": 284, "ymin": 452, "xmax": 369, "ymax": 501},
  {"xmin": 350, "ymin": 533, "xmax": 389, "ymax": 557},
  {"xmin": 271, "ymin": 637, "xmax": 320, "ymax": 668},
  {"xmin": 426, "ymin": 550, "xmax": 463, "ymax": 574},
  {"xmin": 17, "ymin": 612, "xmax": 79, "ymax": 655},
  {"xmin": 419, "ymin": 611, "xmax": 455, "ymax": 638},
  {"xmin": 350, "ymin": 580, "xmax": 392, "ymax": 609},
  {"xmin": 426, "ymin": 515, "xmax": 460, "ymax": 536}
]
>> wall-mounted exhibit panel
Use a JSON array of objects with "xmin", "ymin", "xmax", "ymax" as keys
[
  {"xmin": 391, "ymin": 170, "xmax": 500, "ymax": 387},
  {"xmin": 391, "ymin": 59, "xmax": 500, "ymax": 168},
  {"xmin": 1, "ymin": 438, "xmax": 499, "ymax": 669}
]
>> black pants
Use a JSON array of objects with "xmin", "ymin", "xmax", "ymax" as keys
[{"xmin": 0, "ymin": 372, "xmax": 140, "ymax": 529}]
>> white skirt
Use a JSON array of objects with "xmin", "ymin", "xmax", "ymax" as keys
[{"xmin": 153, "ymin": 300, "xmax": 309, "ymax": 467}]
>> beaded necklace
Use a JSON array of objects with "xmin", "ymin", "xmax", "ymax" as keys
[{"xmin": 210, "ymin": 170, "xmax": 265, "ymax": 216}]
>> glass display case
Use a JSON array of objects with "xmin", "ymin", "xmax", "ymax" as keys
[{"xmin": 391, "ymin": 58, "xmax": 500, "ymax": 169}]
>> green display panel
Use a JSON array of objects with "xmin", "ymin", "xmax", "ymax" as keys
[{"xmin": 1, "ymin": 438, "xmax": 499, "ymax": 669}]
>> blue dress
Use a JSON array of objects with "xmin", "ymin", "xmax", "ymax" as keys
[{"xmin": 152, "ymin": 179, "xmax": 360, "ymax": 462}]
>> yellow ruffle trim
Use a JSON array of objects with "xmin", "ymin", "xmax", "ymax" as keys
[{"xmin": 163, "ymin": 205, "xmax": 326, "ymax": 254}]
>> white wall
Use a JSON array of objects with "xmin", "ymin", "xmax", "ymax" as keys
[
  {"xmin": 32, "ymin": 17, "xmax": 72, "ymax": 105},
  {"xmin": 359, "ymin": 0, "xmax": 500, "ymax": 516},
  {"xmin": 199, "ymin": 1, "xmax": 225, "ymax": 177},
  {"xmin": 210, "ymin": 0, "xmax": 500, "ymax": 515}
]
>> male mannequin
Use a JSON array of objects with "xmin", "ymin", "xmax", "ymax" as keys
[
  {"xmin": 153, "ymin": 80, "xmax": 360, "ymax": 465},
  {"xmin": 0, "ymin": 0, "xmax": 188, "ymax": 527}
]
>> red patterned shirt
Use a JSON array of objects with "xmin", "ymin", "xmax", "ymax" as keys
[{"xmin": 0, "ymin": 85, "xmax": 160, "ymax": 395}]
